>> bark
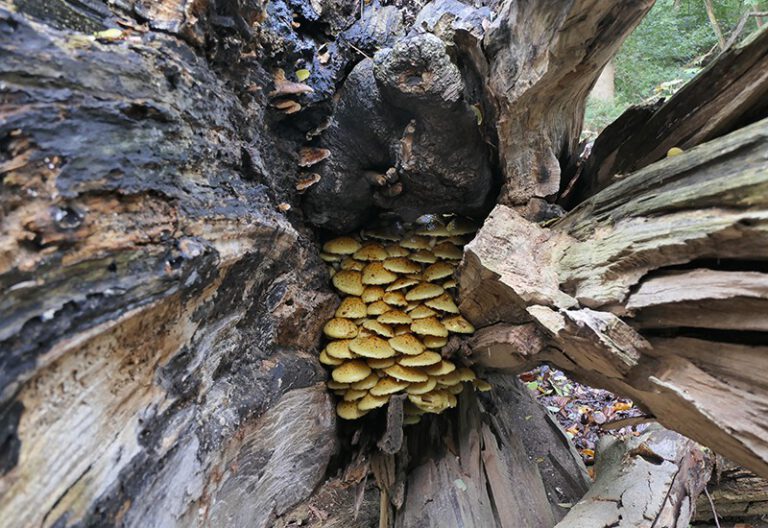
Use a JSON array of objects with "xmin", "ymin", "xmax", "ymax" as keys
[
  {"xmin": 461, "ymin": 116, "xmax": 768, "ymax": 478},
  {"xmin": 556, "ymin": 427, "xmax": 713, "ymax": 528},
  {"xmin": 392, "ymin": 374, "xmax": 590, "ymax": 527},
  {"xmin": 694, "ymin": 457, "xmax": 768, "ymax": 523},
  {"xmin": 0, "ymin": 1, "xmax": 342, "ymax": 526},
  {"xmin": 4, "ymin": 0, "xmax": 767, "ymax": 526}
]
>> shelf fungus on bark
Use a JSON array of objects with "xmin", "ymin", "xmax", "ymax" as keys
[{"xmin": 318, "ymin": 215, "xmax": 490, "ymax": 423}]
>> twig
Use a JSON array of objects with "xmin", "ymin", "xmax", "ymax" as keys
[
  {"xmin": 348, "ymin": 42, "xmax": 373, "ymax": 60},
  {"xmin": 723, "ymin": 11, "xmax": 768, "ymax": 50},
  {"xmin": 703, "ymin": 486, "xmax": 721, "ymax": 528}
]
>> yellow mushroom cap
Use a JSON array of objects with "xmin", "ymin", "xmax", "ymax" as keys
[
  {"xmin": 326, "ymin": 339, "xmax": 355, "ymax": 359},
  {"xmin": 362, "ymin": 262, "xmax": 398, "ymax": 285},
  {"xmin": 389, "ymin": 334, "xmax": 426, "ymax": 355},
  {"xmin": 354, "ymin": 243, "xmax": 389, "ymax": 261},
  {"xmin": 367, "ymin": 357, "xmax": 397, "ymax": 369},
  {"xmin": 424, "ymin": 293, "xmax": 459, "ymax": 314},
  {"xmin": 327, "ymin": 380, "xmax": 350, "ymax": 390},
  {"xmin": 436, "ymin": 370, "xmax": 461, "ymax": 386},
  {"xmin": 423, "ymin": 335, "xmax": 448, "ymax": 349},
  {"xmin": 400, "ymin": 236, "xmax": 431, "ymax": 250},
  {"xmin": 383, "ymin": 257, "xmax": 421, "ymax": 274},
  {"xmin": 367, "ymin": 300, "xmax": 391, "ymax": 316},
  {"xmin": 337, "ymin": 400, "xmax": 367, "ymax": 420},
  {"xmin": 667, "ymin": 146, "xmax": 684, "ymax": 157},
  {"xmin": 393, "ymin": 324, "xmax": 411, "ymax": 336},
  {"xmin": 340, "ymin": 257, "xmax": 365, "ymax": 271},
  {"xmin": 335, "ymin": 297, "xmax": 368, "ymax": 319},
  {"xmin": 408, "ymin": 391, "xmax": 450, "ymax": 413},
  {"xmin": 332, "ymin": 360, "xmax": 372, "ymax": 383},
  {"xmin": 442, "ymin": 315, "xmax": 475, "ymax": 334},
  {"xmin": 362, "ymin": 319, "xmax": 394, "ymax": 338},
  {"xmin": 433, "ymin": 242, "xmax": 462, "ymax": 260},
  {"xmin": 323, "ymin": 236, "xmax": 361, "ymax": 255},
  {"xmin": 411, "ymin": 317, "xmax": 448, "ymax": 337},
  {"xmin": 357, "ymin": 392, "xmax": 390, "ymax": 411},
  {"xmin": 403, "ymin": 414, "xmax": 422, "ymax": 425},
  {"xmin": 332, "ymin": 270, "xmax": 364, "ymax": 296},
  {"xmin": 343, "ymin": 389, "xmax": 368, "ymax": 401},
  {"xmin": 349, "ymin": 335, "xmax": 396, "ymax": 358},
  {"xmin": 370, "ymin": 376, "xmax": 410, "ymax": 396},
  {"xmin": 398, "ymin": 351, "xmax": 442, "ymax": 367},
  {"xmin": 406, "ymin": 377, "xmax": 437, "ymax": 395},
  {"xmin": 378, "ymin": 310, "xmax": 412, "ymax": 325},
  {"xmin": 442, "ymin": 279, "xmax": 457, "ymax": 289},
  {"xmin": 456, "ymin": 367, "xmax": 477, "ymax": 382},
  {"xmin": 423, "ymin": 262, "xmax": 454, "ymax": 281},
  {"xmin": 323, "ymin": 318, "xmax": 359, "ymax": 339},
  {"xmin": 425, "ymin": 360, "xmax": 456, "ymax": 376},
  {"xmin": 320, "ymin": 349, "xmax": 344, "ymax": 366},
  {"xmin": 409, "ymin": 305, "xmax": 438, "ymax": 320},
  {"xmin": 384, "ymin": 364, "xmax": 428, "ymax": 383},
  {"xmin": 362, "ymin": 286, "xmax": 385, "ymax": 303},
  {"xmin": 447, "ymin": 217, "xmax": 478, "ymax": 235},
  {"xmin": 447, "ymin": 383, "xmax": 466, "ymax": 395},
  {"xmin": 350, "ymin": 372, "xmax": 379, "ymax": 390},
  {"xmin": 382, "ymin": 291, "xmax": 408, "ymax": 307},
  {"xmin": 405, "ymin": 282, "xmax": 444, "ymax": 301},
  {"xmin": 409, "ymin": 249, "xmax": 437, "ymax": 264},
  {"xmin": 386, "ymin": 277, "xmax": 420, "ymax": 292},
  {"xmin": 473, "ymin": 379, "xmax": 492, "ymax": 392},
  {"xmin": 386, "ymin": 245, "xmax": 410, "ymax": 257},
  {"xmin": 404, "ymin": 401, "xmax": 425, "ymax": 416},
  {"xmin": 320, "ymin": 252, "xmax": 341, "ymax": 263}
]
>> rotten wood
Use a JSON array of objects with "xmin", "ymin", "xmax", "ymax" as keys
[
  {"xmin": 556, "ymin": 426, "xmax": 713, "ymax": 528},
  {"xmin": 573, "ymin": 25, "xmax": 768, "ymax": 203},
  {"xmin": 461, "ymin": 117, "xmax": 768, "ymax": 478}
]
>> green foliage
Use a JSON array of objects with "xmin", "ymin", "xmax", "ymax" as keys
[{"xmin": 583, "ymin": 0, "xmax": 767, "ymax": 136}]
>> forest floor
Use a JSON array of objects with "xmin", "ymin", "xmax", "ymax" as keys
[{"xmin": 522, "ymin": 365, "xmax": 648, "ymax": 475}]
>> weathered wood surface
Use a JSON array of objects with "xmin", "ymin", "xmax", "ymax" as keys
[
  {"xmin": 556, "ymin": 427, "xmax": 713, "ymax": 528},
  {"xmin": 461, "ymin": 117, "xmax": 768, "ymax": 478},
  {"xmin": 573, "ymin": 25, "xmax": 768, "ymax": 203},
  {"xmin": 694, "ymin": 457, "xmax": 768, "ymax": 523},
  {"xmin": 393, "ymin": 375, "xmax": 590, "ymax": 528},
  {"xmin": 0, "ymin": 1, "xmax": 347, "ymax": 526}
]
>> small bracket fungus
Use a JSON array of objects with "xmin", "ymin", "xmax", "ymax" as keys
[{"xmin": 318, "ymin": 215, "xmax": 492, "ymax": 421}]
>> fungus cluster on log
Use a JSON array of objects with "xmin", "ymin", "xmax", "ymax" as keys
[{"xmin": 318, "ymin": 216, "xmax": 490, "ymax": 422}]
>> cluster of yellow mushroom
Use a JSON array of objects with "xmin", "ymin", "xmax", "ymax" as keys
[{"xmin": 319, "ymin": 215, "xmax": 491, "ymax": 424}]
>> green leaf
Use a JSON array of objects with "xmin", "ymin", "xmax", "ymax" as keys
[{"xmin": 296, "ymin": 69, "xmax": 311, "ymax": 82}]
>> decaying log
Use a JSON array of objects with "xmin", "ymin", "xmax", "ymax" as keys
[
  {"xmin": 482, "ymin": 0, "xmax": 654, "ymax": 205},
  {"xmin": 556, "ymin": 426, "xmax": 713, "ymax": 528},
  {"xmin": 694, "ymin": 457, "xmax": 768, "ymax": 523},
  {"xmin": 394, "ymin": 374, "xmax": 590, "ymax": 527},
  {"xmin": 0, "ymin": 3, "xmax": 343, "ymax": 526},
  {"xmin": 574, "ymin": 25, "xmax": 768, "ymax": 203},
  {"xmin": 461, "ymin": 116, "xmax": 768, "ymax": 477}
]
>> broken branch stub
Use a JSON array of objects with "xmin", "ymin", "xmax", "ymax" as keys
[{"xmin": 462, "ymin": 117, "xmax": 768, "ymax": 478}]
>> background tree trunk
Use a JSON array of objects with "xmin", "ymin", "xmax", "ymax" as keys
[{"xmin": 2, "ymin": 0, "xmax": 767, "ymax": 527}]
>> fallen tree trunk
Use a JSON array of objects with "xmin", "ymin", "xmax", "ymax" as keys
[
  {"xmin": 461, "ymin": 116, "xmax": 768, "ymax": 477},
  {"xmin": 3, "ymin": 0, "xmax": 767, "ymax": 526},
  {"xmin": 570, "ymin": 24, "xmax": 768, "ymax": 204},
  {"xmin": 694, "ymin": 457, "xmax": 768, "ymax": 524},
  {"xmin": 556, "ymin": 427, "xmax": 713, "ymax": 528}
]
